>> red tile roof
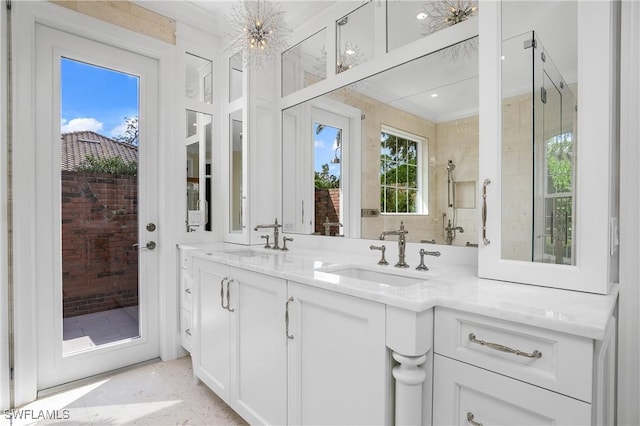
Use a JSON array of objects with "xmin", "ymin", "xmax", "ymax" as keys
[{"xmin": 61, "ymin": 131, "xmax": 138, "ymax": 171}]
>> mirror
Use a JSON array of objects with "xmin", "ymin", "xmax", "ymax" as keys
[
  {"xmin": 283, "ymin": 37, "xmax": 479, "ymax": 246},
  {"xmin": 282, "ymin": 28, "xmax": 328, "ymax": 97},
  {"xmin": 230, "ymin": 109, "xmax": 244, "ymax": 232},
  {"xmin": 335, "ymin": 2, "xmax": 374, "ymax": 74},
  {"xmin": 229, "ymin": 52, "xmax": 243, "ymax": 102},
  {"xmin": 501, "ymin": 2, "xmax": 577, "ymax": 264},
  {"xmin": 184, "ymin": 52, "xmax": 213, "ymax": 232},
  {"xmin": 185, "ymin": 110, "xmax": 212, "ymax": 232}
]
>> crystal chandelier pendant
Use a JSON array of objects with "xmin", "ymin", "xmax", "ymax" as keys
[{"xmin": 226, "ymin": 0, "xmax": 290, "ymax": 68}]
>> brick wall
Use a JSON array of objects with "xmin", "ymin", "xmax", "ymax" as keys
[
  {"xmin": 314, "ymin": 188, "xmax": 341, "ymax": 236},
  {"xmin": 61, "ymin": 171, "xmax": 138, "ymax": 318}
]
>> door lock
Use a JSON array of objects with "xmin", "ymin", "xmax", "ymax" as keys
[
  {"xmin": 146, "ymin": 223, "xmax": 156, "ymax": 232},
  {"xmin": 133, "ymin": 241, "xmax": 156, "ymax": 250}
]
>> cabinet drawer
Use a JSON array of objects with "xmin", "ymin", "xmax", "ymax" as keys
[
  {"xmin": 180, "ymin": 307, "xmax": 193, "ymax": 352},
  {"xmin": 433, "ymin": 355, "xmax": 591, "ymax": 426},
  {"xmin": 434, "ymin": 308, "xmax": 593, "ymax": 402}
]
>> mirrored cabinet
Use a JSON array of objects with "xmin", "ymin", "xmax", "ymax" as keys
[
  {"xmin": 478, "ymin": 1, "xmax": 618, "ymax": 294},
  {"xmin": 224, "ymin": 49, "xmax": 280, "ymax": 244}
]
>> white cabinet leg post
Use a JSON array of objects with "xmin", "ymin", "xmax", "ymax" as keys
[{"xmin": 392, "ymin": 351, "xmax": 427, "ymax": 425}]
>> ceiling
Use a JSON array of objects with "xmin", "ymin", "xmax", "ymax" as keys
[{"xmin": 138, "ymin": 1, "xmax": 577, "ymax": 123}]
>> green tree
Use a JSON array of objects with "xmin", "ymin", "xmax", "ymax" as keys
[
  {"xmin": 113, "ymin": 116, "xmax": 139, "ymax": 146},
  {"xmin": 315, "ymin": 163, "xmax": 340, "ymax": 189},
  {"xmin": 76, "ymin": 155, "xmax": 137, "ymax": 176},
  {"xmin": 380, "ymin": 132, "xmax": 418, "ymax": 212}
]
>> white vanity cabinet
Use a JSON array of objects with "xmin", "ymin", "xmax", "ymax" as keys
[
  {"xmin": 191, "ymin": 258, "xmax": 288, "ymax": 425},
  {"xmin": 432, "ymin": 308, "xmax": 616, "ymax": 425},
  {"xmin": 286, "ymin": 281, "xmax": 389, "ymax": 426}
]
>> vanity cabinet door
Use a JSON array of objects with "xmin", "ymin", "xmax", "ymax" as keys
[
  {"xmin": 433, "ymin": 355, "xmax": 591, "ymax": 426},
  {"xmin": 229, "ymin": 267, "xmax": 287, "ymax": 425},
  {"xmin": 286, "ymin": 282, "xmax": 389, "ymax": 426},
  {"xmin": 192, "ymin": 259, "xmax": 231, "ymax": 400}
]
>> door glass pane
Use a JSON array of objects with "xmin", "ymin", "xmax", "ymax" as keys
[
  {"xmin": 229, "ymin": 52, "xmax": 243, "ymax": 102},
  {"xmin": 313, "ymin": 122, "xmax": 342, "ymax": 236},
  {"xmin": 61, "ymin": 58, "xmax": 140, "ymax": 354}
]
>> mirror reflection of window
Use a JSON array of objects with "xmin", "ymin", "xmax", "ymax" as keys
[
  {"xmin": 380, "ymin": 128, "xmax": 424, "ymax": 214},
  {"xmin": 314, "ymin": 123, "xmax": 342, "ymax": 236}
]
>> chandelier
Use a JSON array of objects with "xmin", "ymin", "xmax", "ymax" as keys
[
  {"xmin": 226, "ymin": 0, "xmax": 290, "ymax": 68},
  {"xmin": 420, "ymin": 0, "xmax": 478, "ymax": 60},
  {"xmin": 420, "ymin": 0, "xmax": 478, "ymax": 36}
]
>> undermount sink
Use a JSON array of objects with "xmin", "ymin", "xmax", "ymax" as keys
[{"xmin": 320, "ymin": 266, "xmax": 425, "ymax": 287}]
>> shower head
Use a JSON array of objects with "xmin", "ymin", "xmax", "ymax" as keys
[{"xmin": 447, "ymin": 160, "xmax": 456, "ymax": 172}]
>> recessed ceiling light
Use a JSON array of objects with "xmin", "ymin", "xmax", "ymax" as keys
[
  {"xmin": 501, "ymin": 55, "xmax": 506, "ymax": 60},
  {"xmin": 416, "ymin": 12, "xmax": 428, "ymax": 20},
  {"xmin": 430, "ymin": 93, "xmax": 438, "ymax": 98}
]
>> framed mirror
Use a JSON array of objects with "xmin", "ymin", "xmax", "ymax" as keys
[{"xmin": 282, "ymin": 37, "xmax": 479, "ymax": 246}]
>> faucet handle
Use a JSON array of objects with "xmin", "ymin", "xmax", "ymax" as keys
[
  {"xmin": 282, "ymin": 236, "xmax": 293, "ymax": 251},
  {"xmin": 261, "ymin": 234, "xmax": 271, "ymax": 249},
  {"xmin": 416, "ymin": 248, "xmax": 441, "ymax": 271},
  {"xmin": 370, "ymin": 245, "xmax": 389, "ymax": 265}
]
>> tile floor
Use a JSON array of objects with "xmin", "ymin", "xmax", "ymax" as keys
[
  {"xmin": 7, "ymin": 356, "xmax": 247, "ymax": 426},
  {"xmin": 63, "ymin": 307, "xmax": 140, "ymax": 353}
]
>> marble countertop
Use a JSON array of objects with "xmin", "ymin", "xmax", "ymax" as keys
[{"xmin": 180, "ymin": 243, "xmax": 618, "ymax": 340}]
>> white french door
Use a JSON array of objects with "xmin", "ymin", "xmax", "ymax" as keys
[{"xmin": 34, "ymin": 24, "xmax": 160, "ymax": 390}]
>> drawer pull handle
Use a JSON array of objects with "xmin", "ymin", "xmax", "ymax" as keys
[
  {"xmin": 467, "ymin": 412, "xmax": 483, "ymax": 426},
  {"xmin": 468, "ymin": 333, "xmax": 542, "ymax": 358},
  {"xmin": 185, "ymin": 329, "xmax": 191, "ymax": 336}
]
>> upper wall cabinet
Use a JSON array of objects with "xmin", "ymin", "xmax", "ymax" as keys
[{"xmin": 478, "ymin": 1, "xmax": 619, "ymax": 294}]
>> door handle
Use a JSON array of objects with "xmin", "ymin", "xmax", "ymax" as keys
[{"xmin": 133, "ymin": 241, "xmax": 156, "ymax": 250}]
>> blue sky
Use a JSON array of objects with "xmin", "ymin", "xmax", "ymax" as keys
[
  {"xmin": 60, "ymin": 58, "xmax": 139, "ymax": 138},
  {"xmin": 313, "ymin": 122, "xmax": 341, "ymax": 177}
]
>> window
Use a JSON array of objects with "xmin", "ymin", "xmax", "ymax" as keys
[{"xmin": 380, "ymin": 127, "xmax": 424, "ymax": 214}]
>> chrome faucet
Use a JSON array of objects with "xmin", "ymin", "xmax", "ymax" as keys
[
  {"xmin": 254, "ymin": 218, "xmax": 283, "ymax": 250},
  {"xmin": 444, "ymin": 219, "xmax": 464, "ymax": 245},
  {"xmin": 323, "ymin": 217, "xmax": 343, "ymax": 236},
  {"xmin": 379, "ymin": 221, "xmax": 409, "ymax": 268}
]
